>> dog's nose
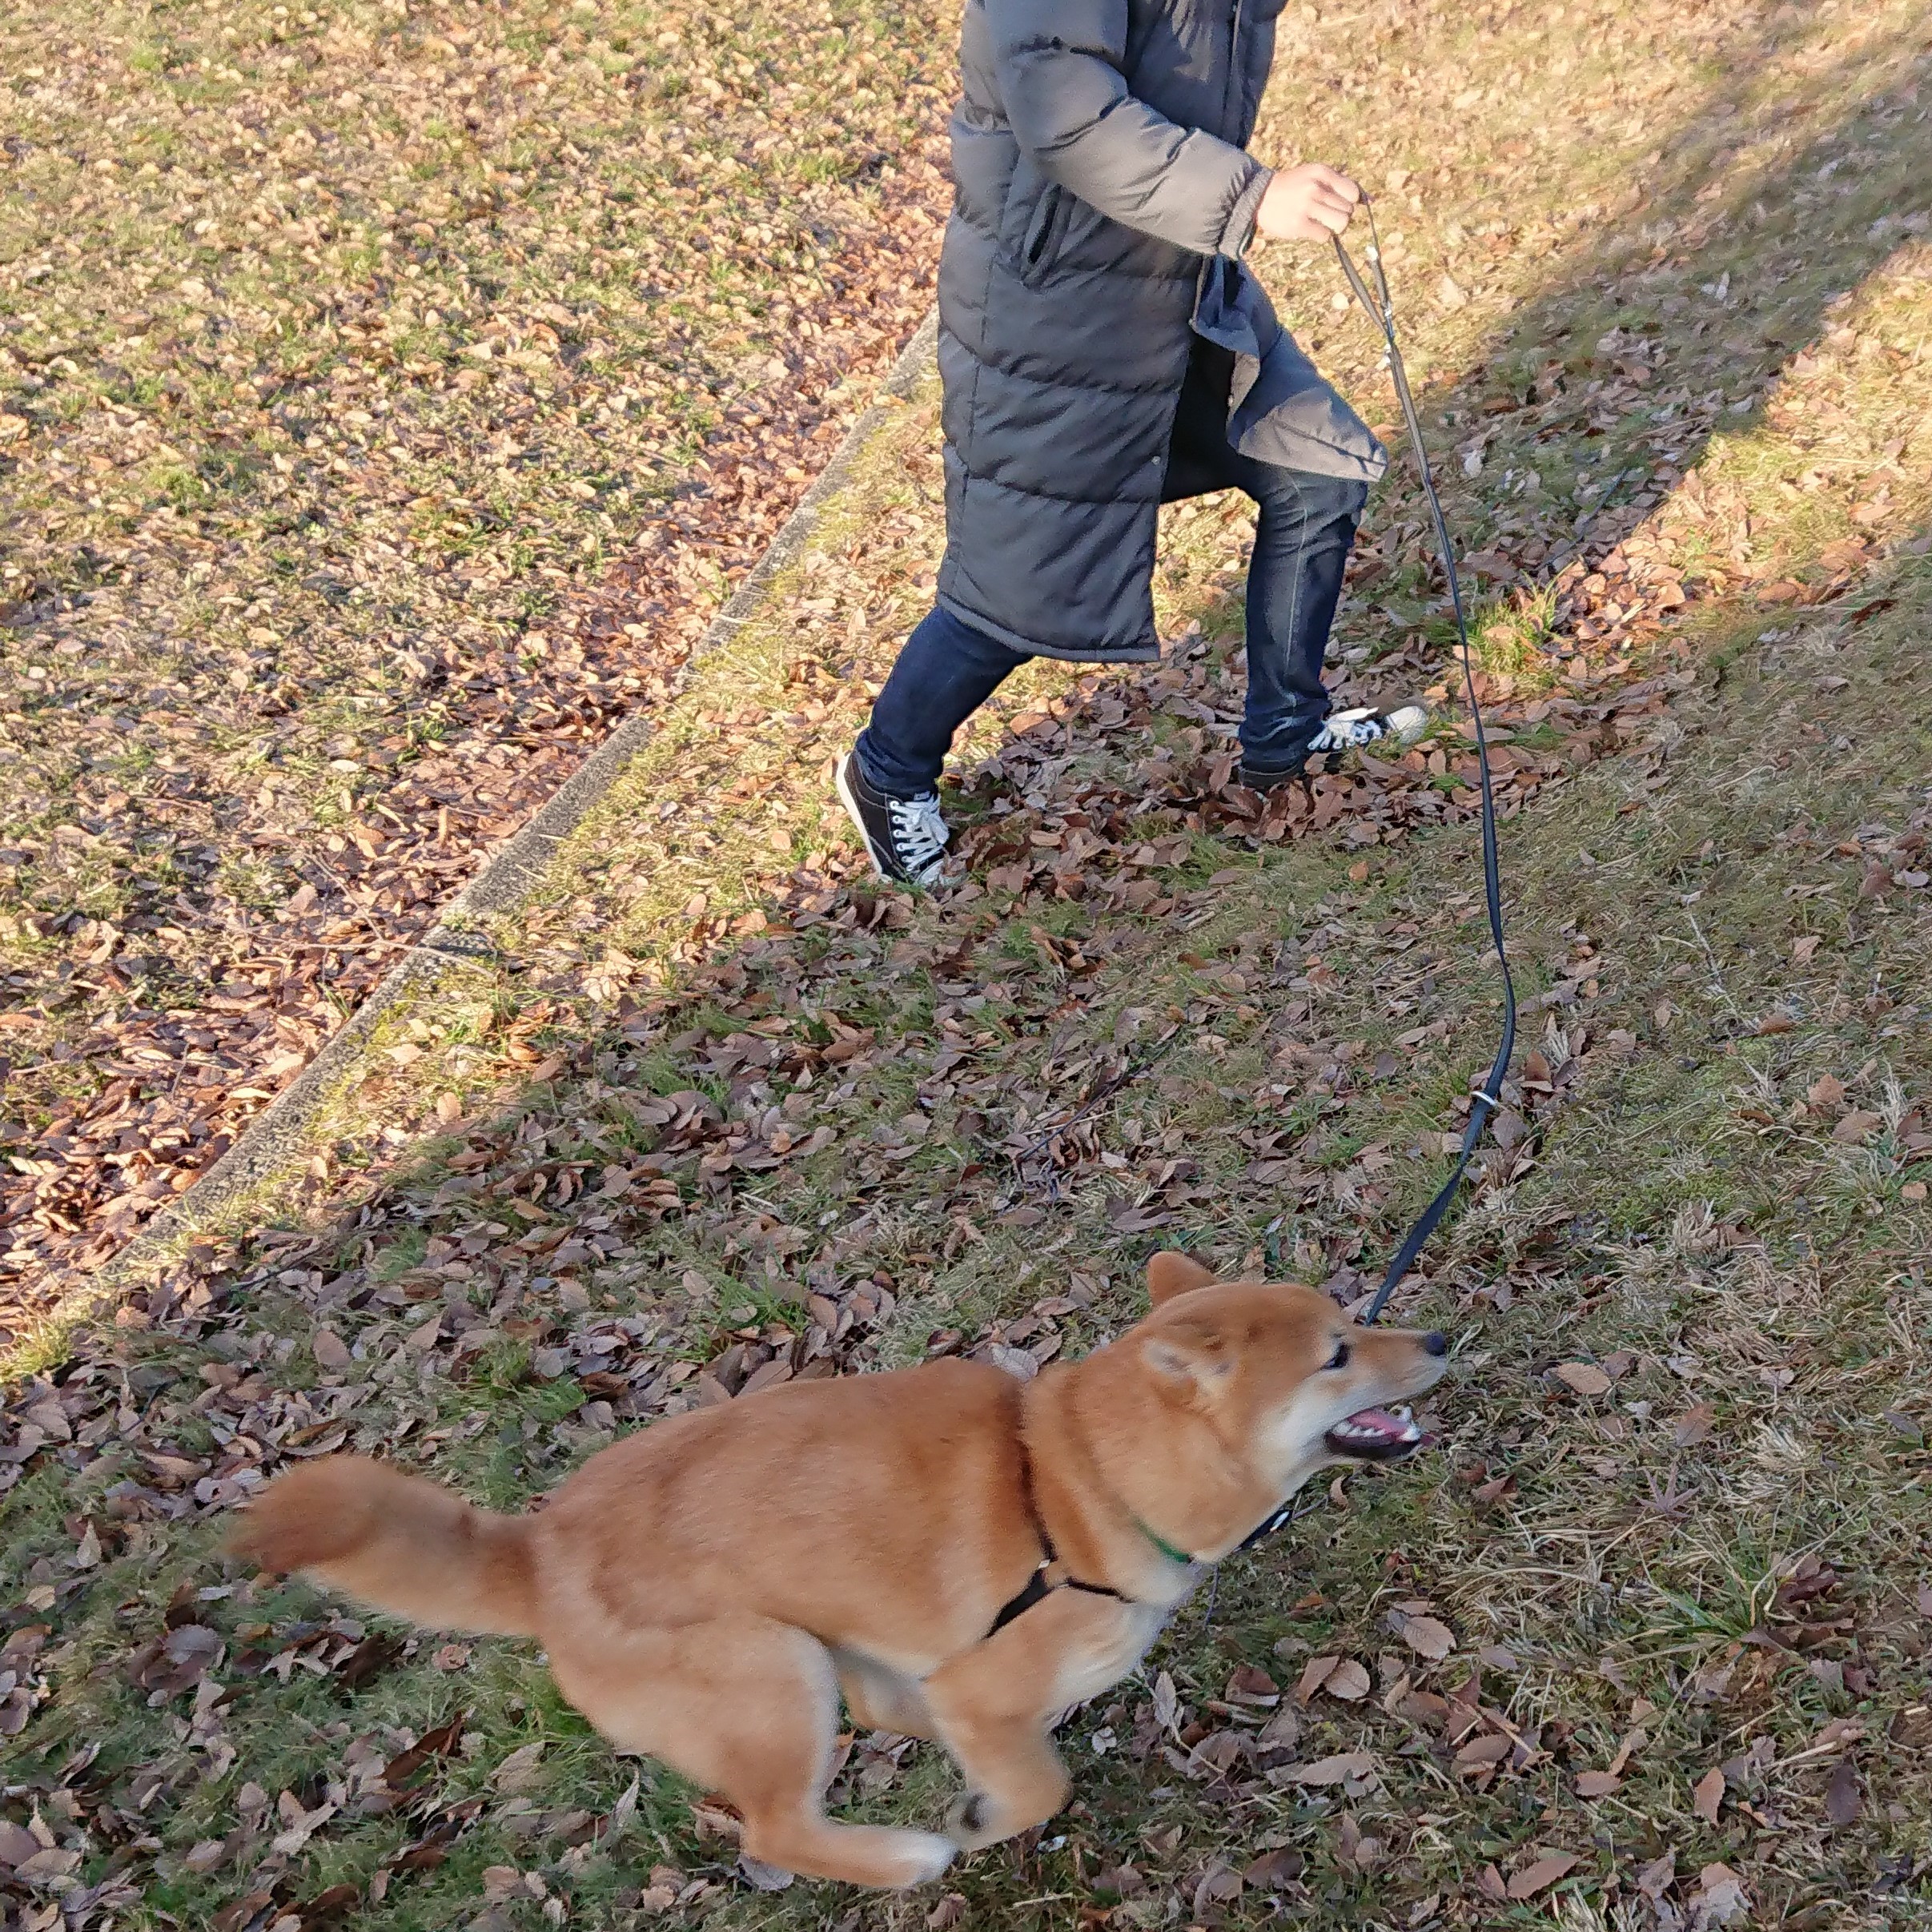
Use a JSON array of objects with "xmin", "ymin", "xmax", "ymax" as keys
[{"xmin": 1422, "ymin": 1331, "xmax": 1448, "ymax": 1357}]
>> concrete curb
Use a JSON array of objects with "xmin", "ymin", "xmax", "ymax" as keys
[{"xmin": 75, "ymin": 308, "xmax": 942, "ymax": 1315}]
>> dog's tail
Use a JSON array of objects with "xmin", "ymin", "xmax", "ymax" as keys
[{"xmin": 228, "ymin": 1455, "xmax": 540, "ymax": 1637}]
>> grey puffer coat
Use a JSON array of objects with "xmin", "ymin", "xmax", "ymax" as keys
[{"xmin": 935, "ymin": 0, "xmax": 1388, "ymax": 663}]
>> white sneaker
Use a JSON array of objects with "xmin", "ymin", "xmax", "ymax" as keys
[
  {"xmin": 1309, "ymin": 702, "xmax": 1431, "ymax": 755},
  {"xmin": 1240, "ymin": 702, "xmax": 1431, "ymax": 787}
]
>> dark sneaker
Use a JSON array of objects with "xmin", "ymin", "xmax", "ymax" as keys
[
  {"xmin": 1239, "ymin": 702, "xmax": 1431, "ymax": 789},
  {"xmin": 835, "ymin": 752, "xmax": 950, "ymax": 887}
]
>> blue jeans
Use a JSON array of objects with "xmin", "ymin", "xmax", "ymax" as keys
[{"xmin": 856, "ymin": 343, "xmax": 1368, "ymax": 797}]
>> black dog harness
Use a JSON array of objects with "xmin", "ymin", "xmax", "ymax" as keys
[
  {"xmin": 984, "ymin": 1442, "xmax": 1184, "ymax": 1637},
  {"xmin": 986, "ymin": 1545, "xmax": 1128, "ymax": 1637}
]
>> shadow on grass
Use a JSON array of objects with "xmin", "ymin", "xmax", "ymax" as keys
[
  {"xmin": 1367, "ymin": 9, "xmax": 1930, "ymax": 611},
  {"xmin": 114, "ymin": 2, "xmax": 1932, "ymax": 1344}
]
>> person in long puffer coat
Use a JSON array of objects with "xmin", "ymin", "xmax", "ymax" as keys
[{"xmin": 835, "ymin": 0, "xmax": 1429, "ymax": 885}]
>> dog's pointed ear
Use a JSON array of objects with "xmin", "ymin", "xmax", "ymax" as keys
[
  {"xmin": 1141, "ymin": 1317, "xmax": 1233, "ymax": 1405},
  {"xmin": 1147, "ymin": 1251, "xmax": 1218, "ymax": 1306}
]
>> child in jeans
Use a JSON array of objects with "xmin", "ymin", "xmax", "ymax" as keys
[{"xmin": 837, "ymin": 0, "xmax": 1424, "ymax": 885}]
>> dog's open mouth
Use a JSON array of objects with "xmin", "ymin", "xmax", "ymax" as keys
[{"xmin": 1324, "ymin": 1405, "xmax": 1427, "ymax": 1462}]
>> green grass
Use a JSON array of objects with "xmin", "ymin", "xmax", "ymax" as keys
[{"xmin": 1470, "ymin": 584, "xmax": 1561, "ymax": 684}]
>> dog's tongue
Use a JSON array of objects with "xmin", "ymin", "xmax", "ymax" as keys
[{"xmin": 1328, "ymin": 1407, "xmax": 1422, "ymax": 1448}]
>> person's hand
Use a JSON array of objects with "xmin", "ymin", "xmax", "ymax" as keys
[{"xmin": 1253, "ymin": 163, "xmax": 1363, "ymax": 244}]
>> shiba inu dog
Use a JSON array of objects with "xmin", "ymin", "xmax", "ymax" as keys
[{"xmin": 231, "ymin": 1251, "xmax": 1448, "ymax": 1888}]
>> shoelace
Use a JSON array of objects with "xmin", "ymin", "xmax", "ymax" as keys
[{"xmin": 888, "ymin": 793, "xmax": 950, "ymax": 878}]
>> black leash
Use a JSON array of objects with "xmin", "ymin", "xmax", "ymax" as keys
[
  {"xmin": 1331, "ymin": 201, "xmax": 1516, "ymax": 1330},
  {"xmin": 1231, "ymin": 207, "xmax": 1520, "ymax": 1555}
]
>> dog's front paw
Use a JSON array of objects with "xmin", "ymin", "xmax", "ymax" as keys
[{"xmin": 945, "ymin": 1790, "xmax": 1004, "ymax": 1851}]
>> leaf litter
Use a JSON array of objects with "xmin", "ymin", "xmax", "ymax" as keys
[
  {"xmin": 0, "ymin": 0, "xmax": 954, "ymax": 1320},
  {"xmin": 4, "ymin": 0, "xmax": 1932, "ymax": 1926}
]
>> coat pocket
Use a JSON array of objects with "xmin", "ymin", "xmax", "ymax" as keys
[
  {"xmin": 1000, "ymin": 161, "xmax": 1071, "ymax": 287},
  {"xmin": 1018, "ymin": 183, "xmax": 1067, "ymax": 283}
]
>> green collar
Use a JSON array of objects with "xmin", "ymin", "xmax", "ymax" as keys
[{"xmin": 1135, "ymin": 1518, "xmax": 1195, "ymax": 1567}]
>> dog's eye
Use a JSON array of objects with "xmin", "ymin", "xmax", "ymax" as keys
[{"xmin": 1324, "ymin": 1341, "xmax": 1350, "ymax": 1371}]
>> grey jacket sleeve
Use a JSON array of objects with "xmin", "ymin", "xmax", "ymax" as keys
[{"xmin": 986, "ymin": 0, "xmax": 1271, "ymax": 259}]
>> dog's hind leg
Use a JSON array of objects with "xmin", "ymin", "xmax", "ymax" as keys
[
  {"xmin": 549, "ymin": 1618, "xmax": 954, "ymax": 1890},
  {"xmin": 833, "ymin": 1649, "xmax": 938, "ymax": 1740}
]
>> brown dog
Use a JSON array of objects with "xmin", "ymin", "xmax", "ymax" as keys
[{"xmin": 230, "ymin": 1252, "xmax": 1449, "ymax": 1888}]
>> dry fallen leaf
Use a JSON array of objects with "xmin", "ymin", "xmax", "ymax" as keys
[
  {"xmin": 1834, "ymin": 1109, "xmax": 1882, "ymax": 1144},
  {"xmin": 1400, "ymin": 1615, "xmax": 1456, "ymax": 1661},
  {"xmin": 1152, "ymin": 1670, "xmax": 1179, "ymax": 1733},
  {"xmin": 311, "ymin": 1327, "xmax": 352, "ymax": 1372},
  {"xmin": 1324, "ymin": 1659, "xmax": 1372, "ymax": 1701},
  {"xmin": 1576, "ymin": 1770, "xmax": 1622, "ymax": 1797},
  {"xmin": 482, "ymin": 1866, "xmax": 526, "ymax": 1903},
  {"xmin": 1637, "ymin": 1853, "xmax": 1676, "ymax": 1900},
  {"xmin": 1283, "ymin": 1749, "xmax": 1379, "ymax": 1787},
  {"xmin": 1693, "ymin": 1765, "xmax": 1725, "ymax": 1826},
  {"xmin": 0, "ymin": 1822, "xmax": 44, "ymax": 1869},
  {"xmin": 1554, "ymin": 1361, "xmax": 1614, "ymax": 1398},
  {"xmin": 1295, "ymin": 1655, "xmax": 1340, "ymax": 1703},
  {"xmin": 14, "ymin": 1848, "xmax": 83, "ymax": 1882},
  {"xmin": 492, "ymin": 1742, "xmax": 545, "ymax": 1793},
  {"xmin": 1823, "ymin": 1756, "xmax": 1862, "ymax": 1827},
  {"xmin": 1689, "ymin": 1863, "xmax": 1750, "ymax": 1926},
  {"xmin": 1224, "ymin": 1664, "xmax": 1279, "ymax": 1702},
  {"xmin": 1243, "ymin": 1847, "xmax": 1303, "ymax": 1889},
  {"xmin": 1807, "ymin": 1072, "xmax": 1846, "ymax": 1109},
  {"xmin": 1674, "ymin": 1401, "xmax": 1717, "ymax": 1447},
  {"xmin": 1506, "ymin": 1852, "xmax": 1579, "ymax": 1901},
  {"xmin": 1453, "ymin": 1735, "xmax": 1512, "ymax": 1774}
]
